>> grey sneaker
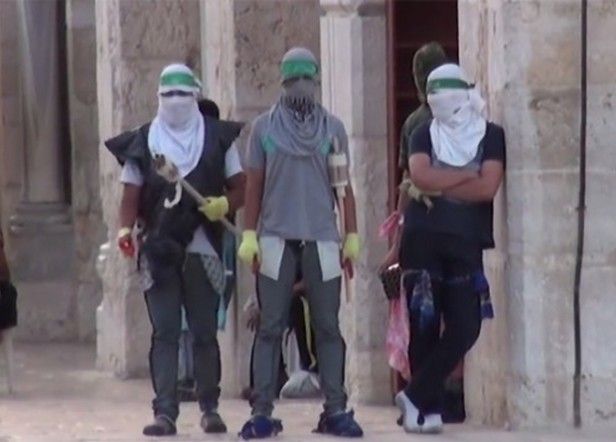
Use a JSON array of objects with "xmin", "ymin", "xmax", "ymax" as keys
[
  {"xmin": 142, "ymin": 415, "xmax": 177, "ymax": 436},
  {"xmin": 201, "ymin": 411, "xmax": 227, "ymax": 434}
]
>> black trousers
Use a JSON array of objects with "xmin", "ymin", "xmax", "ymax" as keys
[
  {"xmin": 144, "ymin": 254, "xmax": 221, "ymax": 420},
  {"xmin": 400, "ymin": 230, "xmax": 482, "ymax": 415}
]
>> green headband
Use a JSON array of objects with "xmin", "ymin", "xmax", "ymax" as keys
[
  {"xmin": 160, "ymin": 72, "xmax": 198, "ymax": 89},
  {"xmin": 426, "ymin": 78, "xmax": 471, "ymax": 94},
  {"xmin": 281, "ymin": 59, "xmax": 318, "ymax": 81}
]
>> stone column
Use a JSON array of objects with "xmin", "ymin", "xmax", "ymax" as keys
[
  {"xmin": 0, "ymin": 1, "xmax": 26, "ymax": 220},
  {"xmin": 95, "ymin": 0, "xmax": 201, "ymax": 377},
  {"xmin": 460, "ymin": 0, "xmax": 616, "ymax": 428},
  {"xmin": 320, "ymin": 0, "xmax": 390, "ymax": 404},
  {"xmin": 200, "ymin": 0, "xmax": 321, "ymax": 396},
  {"xmin": 66, "ymin": 0, "xmax": 105, "ymax": 342},
  {"xmin": 14, "ymin": 0, "xmax": 66, "ymax": 206},
  {"xmin": 3, "ymin": 0, "xmax": 76, "ymax": 341},
  {"xmin": 458, "ymin": 0, "xmax": 510, "ymax": 427}
]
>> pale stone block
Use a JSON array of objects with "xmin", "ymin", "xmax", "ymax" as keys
[
  {"xmin": 581, "ymin": 375, "xmax": 616, "ymax": 425},
  {"xmin": 579, "ymin": 265, "xmax": 616, "ymax": 376},
  {"xmin": 118, "ymin": 0, "xmax": 201, "ymax": 62},
  {"xmin": 13, "ymin": 281, "xmax": 77, "ymax": 341},
  {"xmin": 587, "ymin": 0, "xmax": 616, "ymax": 85},
  {"xmin": 499, "ymin": 0, "xmax": 581, "ymax": 90},
  {"xmin": 584, "ymin": 171, "xmax": 616, "ymax": 257},
  {"xmin": 320, "ymin": 14, "xmax": 387, "ymax": 138},
  {"xmin": 586, "ymin": 85, "xmax": 616, "ymax": 172},
  {"xmin": 233, "ymin": 0, "xmax": 320, "ymax": 111},
  {"xmin": 507, "ymin": 371, "xmax": 574, "ymax": 428},
  {"xmin": 506, "ymin": 171, "xmax": 579, "ymax": 257},
  {"xmin": 506, "ymin": 255, "xmax": 576, "ymax": 420},
  {"xmin": 68, "ymin": 28, "xmax": 97, "ymax": 105},
  {"xmin": 498, "ymin": 86, "xmax": 580, "ymax": 173}
]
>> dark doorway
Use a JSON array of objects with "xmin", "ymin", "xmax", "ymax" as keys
[
  {"xmin": 385, "ymin": 0, "xmax": 463, "ymax": 420},
  {"xmin": 386, "ymin": 0, "xmax": 458, "ymax": 211}
]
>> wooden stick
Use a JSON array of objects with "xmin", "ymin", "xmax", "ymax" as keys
[
  {"xmin": 179, "ymin": 179, "xmax": 241, "ymax": 236},
  {"xmin": 153, "ymin": 154, "xmax": 241, "ymax": 236}
]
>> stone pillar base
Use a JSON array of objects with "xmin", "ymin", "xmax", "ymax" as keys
[{"xmin": 8, "ymin": 202, "xmax": 76, "ymax": 341}]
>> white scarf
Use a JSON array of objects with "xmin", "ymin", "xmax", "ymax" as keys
[
  {"xmin": 148, "ymin": 64, "xmax": 204, "ymax": 177},
  {"xmin": 427, "ymin": 64, "xmax": 487, "ymax": 167}
]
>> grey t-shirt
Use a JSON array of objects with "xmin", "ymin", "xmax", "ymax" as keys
[{"xmin": 245, "ymin": 112, "xmax": 349, "ymax": 242}]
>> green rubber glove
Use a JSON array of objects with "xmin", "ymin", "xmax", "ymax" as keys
[
  {"xmin": 199, "ymin": 196, "xmax": 229, "ymax": 221},
  {"xmin": 342, "ymin": 233, "xmax": 361, "ymax": 262},
  {"xmin": 238, "ymin": 230, "xmax": 260, "ymax": 265}
]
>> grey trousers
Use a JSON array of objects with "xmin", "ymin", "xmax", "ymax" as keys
[
  {"xmin": 144, "ymin": 254, "xmax": 221, "ymax": 421},
  {"xmin": 252, "ymin": 241, "xmax": 347, "ymax": 417}
]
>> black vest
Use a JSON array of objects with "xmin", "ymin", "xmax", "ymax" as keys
[{"xmin": 105, "ymin": 116, "xmax": 243, "ymax": 275}]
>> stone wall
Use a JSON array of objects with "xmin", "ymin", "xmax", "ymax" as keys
[
  {"xmin": 580, "ymin": 0, "xmax": 616, "ymax": 427},
  {"xmin": 459, "ymin": 0, "xmax": 616, "ymax": 428},
  {"xmin": 95, "ymin": 0, "xmax": 201, "ymax": 377}
]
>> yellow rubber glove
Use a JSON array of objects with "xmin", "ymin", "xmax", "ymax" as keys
[
  {"xmin": 238, "ymin": 230, "xmax": 260, "ymax": 266},
  {"xmin": 407, "ymin": 183, "xmax": 441, "ymax": 200},
  {"xmin": 199, "ymin": 196, "xmax": 229, "ymax": 221},
  {"xmin": 342, "ymin": 232, "xmax": 361, "ymax": 262},
  {"xmin": 407, "ymin": 183, "xmax": 440, "ymax": 210}
]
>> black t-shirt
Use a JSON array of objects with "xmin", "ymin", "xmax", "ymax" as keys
[{"xmin": 404, "ymin": 120, "xmax": 506, "ymax": 248}]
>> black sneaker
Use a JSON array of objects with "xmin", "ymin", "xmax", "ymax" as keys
[
  {"xmin": 142, "ymin": 415, "xmax": 177, "ymax": 436},
  {"xmin": 239, "ymin": 415, "xmax": 283, "ymax": 440},
  {"xmin": 201, "ymin": 411, "xmax": 227, "ymax": 434},
  {"xmin": 313, "ymin": 410, "xmax": 364, "ymax": 438}
]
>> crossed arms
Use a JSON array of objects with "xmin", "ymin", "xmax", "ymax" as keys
[{"xmin": 408, "ymin": 153, "xmax": 504, "ymax": 202}]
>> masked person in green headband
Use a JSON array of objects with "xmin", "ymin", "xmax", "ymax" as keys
[
  {"xmin": 105, "ymin": 63, "xmax": 245, "ymax": 437},
  {"xmin": 395, "ymin": 63, "xmax": 505, "ymax": 435},
  {"xmin": 238, "ymin": 47, "xmax": 363, "ymax": 439}
]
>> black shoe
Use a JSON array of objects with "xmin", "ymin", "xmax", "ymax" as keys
[
  {"xmin": 313, "ymin": 410, "xmax": 364, "ymax": 438},
  {"xmin": 443, "ymin": 382, "xmax": 466, "ymax": 424},
  {"xmin": 201, "ymin": 411, "xmax": 227, "ymax": 434},
  {"xmin": 239, "ymin": 415, "xmax": 283, "ymax": 440},
  {"xmin": 142, "ymin": 415, "xmax": 177, "ymax": 436}
]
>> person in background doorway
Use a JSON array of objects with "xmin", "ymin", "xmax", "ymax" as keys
[
  {"xmin": 177, "ymin": 97, "xmax": 237, "ymax": 404},
  {"xmin": 242, "ymin": 270, "xmax": 321, "ymax": 402}
]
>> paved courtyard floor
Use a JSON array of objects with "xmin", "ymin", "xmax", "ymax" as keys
[{"xmin": 0, "ymin": 343, "xmax": 614, "ymax": 442}]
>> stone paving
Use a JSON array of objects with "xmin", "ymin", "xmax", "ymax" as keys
[{"xmin": 0, "ymin": 343, "xmax": 614, "ymax": 442}]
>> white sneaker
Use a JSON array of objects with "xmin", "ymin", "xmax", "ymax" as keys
[
  {"xmin": 421, "ymin": 413, "xmax": 443, "ymax": 434},
  {"xmin": 395, "ymin": 391, "xmax": 421, "ymax": 433}
]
